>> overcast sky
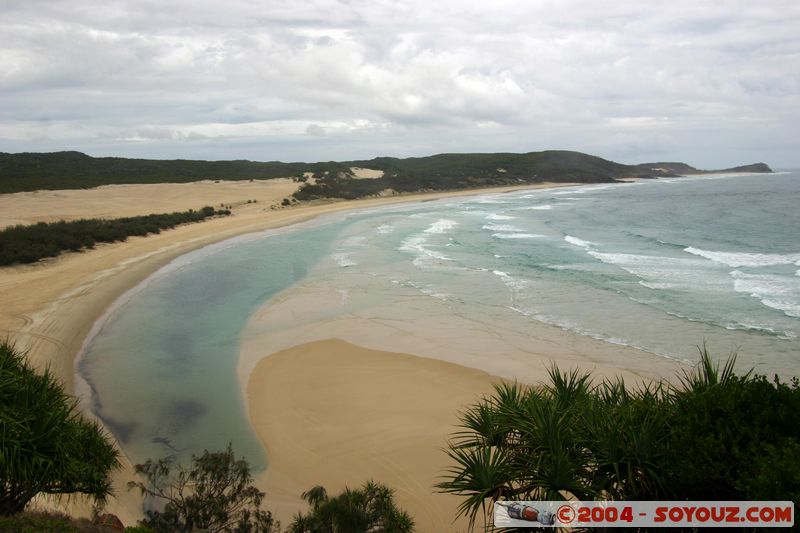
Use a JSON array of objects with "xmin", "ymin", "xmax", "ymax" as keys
[{"xmin": 1, "ymin": 0, "xmax": 798, "ymax": 167}]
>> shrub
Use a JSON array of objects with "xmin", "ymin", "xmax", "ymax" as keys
[
  {"xmin": 0, "ymin": 341, "xmax": 120, "ymax": 516},
  {"xmin": 288, "ymin": 481, "xmax": 414, "ymax": 533},
  {"xmin": 438, "ymin": 350, "xmax": 800, "ymax": 528},
  {"xmin": 128, "ymin": 445, "xmax": 277, "ymax": 533},
  {"xmin": 0, "ymin": 207, "xmax": 231, "ymax": 266}
]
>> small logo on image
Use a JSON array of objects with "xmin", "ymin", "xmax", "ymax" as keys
[{"xmin": 495, "ymin": 502, "xmax": 555, "ymax": 526}]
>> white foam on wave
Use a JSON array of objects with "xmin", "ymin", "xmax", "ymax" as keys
[
  {"xmin": 493, "ymin": 233, "xmax": 545, "ymax": 240},
  {"xmin": 331, "ymin": 252, "xmax": 356, "ymax": 267},
  {"xmin": 589, "ymin": 251, "xmax": 725, "ymax": 291},
  {"xmin": 639, "ymin": 281, "xmax": 676, "ymax": 290},
  {"xmin": 399, "ymin": 235, "xmax": 454, "ymax": 269},
  {"xmin": 730, "ymin": 270, "xmax": 800, "ymax": 318},
  {"xmin": 376, "ymin": 224, "xmax": 394, "ymax": 234},
  {"xmin": 482, "ymin": 223, "xmax": 521, "ymax": 232},
  {"xmin": 519, "ymin": 204, "xmax": 553, "ymax": 210},
  {"xmin": 564, "ymin": 235, "xmax": 594, "ymax": 249},
  {"xmin": 492, "ymin": 270, "xmax": 531, "ymax": 292},
  {"xmin": 509, "ymin": 305, "xmax": 648, "ymax": 353},
  {"xmin": 486, "ymin": 213, "xmax": 515, "ymax": 221},
  {"xmin": 722, "ymin": 319, "xmax": 797, "ymax": 339},
  {"xmin": 684, "ymin": 247, "xmax": 800, "ymax": 268},
  {"xmin": 424, "ymin": 219, "xmax": 458, "ymax": 234}
]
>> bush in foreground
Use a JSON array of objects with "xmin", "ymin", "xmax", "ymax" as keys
[
  {"xmin": 437, "ymin": 349, "xmax": 800, "ymax": 528},
  {"xmin": 128, "ymin": 445, "xmax": 277, "ymax": 533},
  {"xmin": 288, "ymin": 481, "xmax": 414, "ymax": 533},
  {"xmin": 0, "ymin": 341, "xmax": 119, "ymax": 516}
]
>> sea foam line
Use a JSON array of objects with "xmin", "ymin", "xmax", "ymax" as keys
[
  {"xmin": 424, "ymin": 219, "xmax": 458, "ymax": 234},
  {"xmin": 493, "ymin": 233, "xmax": 544, "ymax": 240},
  {"xmin": 684, "ymin": 246, "xmax": 800, "ymax": 268},
  {"xmin": 731, "ymin": 270, "xmax": 800, "ymax": 318},
  {"xmin": 482, "ymin": 223, "xmax": 522, "ymax": 232},
  {"xmin": 564, "ymin": 235, "xmax": 594, "ymax": 249}
]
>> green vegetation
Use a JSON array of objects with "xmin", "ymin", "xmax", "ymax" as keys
[
  {"xmin": 293, "ymin": 151, "xmax": 635, "ymax": 201},
  {"xmin": 0, "ymin": 510, "xmax": 109, "ymax": 532},
  {"xmin": 128, "ymin": 444, "xmax": 278, "ymax": 533},
  {"xmin": 288, "ymin": 481, "xmax": 414, "ymax": 533},
  {"xmin": 0, "ymin": 206, "xmax": 230, "ymax": 266},
  {"xmin": 0, "ymin": 341, "xmax": 119, "ymax": 516},
  {"xmin": 0, "ymin": 151, "xmax": 350, "ymax": 194},
  {"xmin": 4, "ymin": 328, "xmax": 794, "ymax": 532},
  {"xmin": 0, "ymin": 150, "xmax": 772, "ymax": 198},
  {"xmin": 437, "ymin": 349, "xmax": 800, "ymax": 528}
]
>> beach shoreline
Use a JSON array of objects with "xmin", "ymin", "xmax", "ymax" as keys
[
  {"xmin": 1, "ymin": 180, "xmax": 564, "ymax": 392},
  {"xmin": 1, "ymin": 179, "xmax": 577, "ymax": 524}
]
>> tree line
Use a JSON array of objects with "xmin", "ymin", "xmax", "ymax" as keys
[
  {"xmin": 0, "ymin": 151, "xmax": 350, "ymax": 194},
  {"xmin": 0, "ymin": 206, "xmax": 230, "ymax": 266}
]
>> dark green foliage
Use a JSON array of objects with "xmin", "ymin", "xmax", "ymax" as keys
[
  {"xmin": 0, "ymin": 151, "xmax": 350, "ymax": 194},
  {"xmin": 0, "ymin": 342, "xmax": 120, "ymax": 516},
  {"xmin": 128, "ymin": 444, "xmax": 277, "ymax": 533},
  {"xmin": 438, "ymin": 349, "xmax": 799, "ymax": 528},
  {"xmin": 0, "ymin": 511, "xmax": 106, "ymax": 532},
  {"xmin": 663, "ymin": 366, "xmax": 800, "ymax": 501},
  {"xmin": 438, "ymin": 369, "xmax": 671, "ymax": 529},
  {"xmin": 0, "ymin": 150, "xmax": 772, "ymax": 198},
  {"xmin": 288, "ymin": 481, "xmax": 414, "ymax": 533},
  {"xmin": 0, "ymin": 206, "xmax": 230, "ymax": 266},
  {"xmin": 630, "ymin": 161, "xmax": 773, "ymax": 176},
  {"xmin": 293, "ymin": 151, "xmax": 630, "ymax": 201}
]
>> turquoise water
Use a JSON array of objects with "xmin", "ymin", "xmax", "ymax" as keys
[
  {"xmin": 80, "ymin": 171, "xmax": 800, "ymax": 468},
  {"xmin": 79, "ymin": 220, "xmax": 350, "ymax": 469}
]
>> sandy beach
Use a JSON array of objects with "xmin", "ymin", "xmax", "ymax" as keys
[
  {"xmin": 241, "ymin": 246, "xmax": 684, "ymax": 530},
  {"xmin": 248, "ymin": 339, "xmax": 500, "ymax": 532},
  {"xmin": 1, "ymin": 178, "xmax": 582, "ymax": 526}
]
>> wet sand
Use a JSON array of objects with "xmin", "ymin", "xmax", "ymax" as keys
[
  {"xmin": 248, "ymin": 339, "xmax": 500, "ymax": 532},
  {"xmin": 0, "ymin": 178, "xmax": 568, "ymax": 525},
  {"xmin": 241, "ymin": 238, "xmax": 685, "ymax": 531}
]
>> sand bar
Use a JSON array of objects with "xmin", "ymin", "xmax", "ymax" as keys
[
  {"xmin": 242, "ymin": 282, "xmax": 685, "ymax": 531},
  {"xmin": 248, "ymin": 339, "xmax": 500, "ymax": 532},
  {"xmin": 240, "ymin": 197, "xmax": 686, "ymax": 530},
  {"xmin": 245, "ymin": 331, "xmax": 682, "ymax": 531},
  {"xmin": 0, "ymin": 179, "xmax": 570, "ymax": 524}
]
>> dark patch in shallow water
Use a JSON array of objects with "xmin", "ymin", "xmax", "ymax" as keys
[{"xmin": 162, "ymin": 399, "xmax": 209, "ymax": 435}]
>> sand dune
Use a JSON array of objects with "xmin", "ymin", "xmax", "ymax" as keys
[{"xmin": 0, "ymin": 178, "xmax": 299, "ymax": 229}]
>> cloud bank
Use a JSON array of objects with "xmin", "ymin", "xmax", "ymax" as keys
[{"xmin": 1, "ymin": 0, "xmax": 798, "ymax": 166}]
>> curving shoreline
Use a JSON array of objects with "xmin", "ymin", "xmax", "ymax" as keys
[{"xmin": 1, "ymin": 180, "xmax": 572, "ymax": 525}]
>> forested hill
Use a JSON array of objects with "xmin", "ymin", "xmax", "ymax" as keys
[{"xmin": 0, "ymin": 150, "xmax": 772, "ymax": 197}]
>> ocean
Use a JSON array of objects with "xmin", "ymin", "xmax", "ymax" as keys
[{"xmin": 79, "ymin": 171, "xmax": 800, "ymax": 468}]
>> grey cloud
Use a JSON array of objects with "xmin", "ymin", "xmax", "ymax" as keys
[{"xmin": 0, "ymin": 0, "xmax": 798, "ymax": 167}]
